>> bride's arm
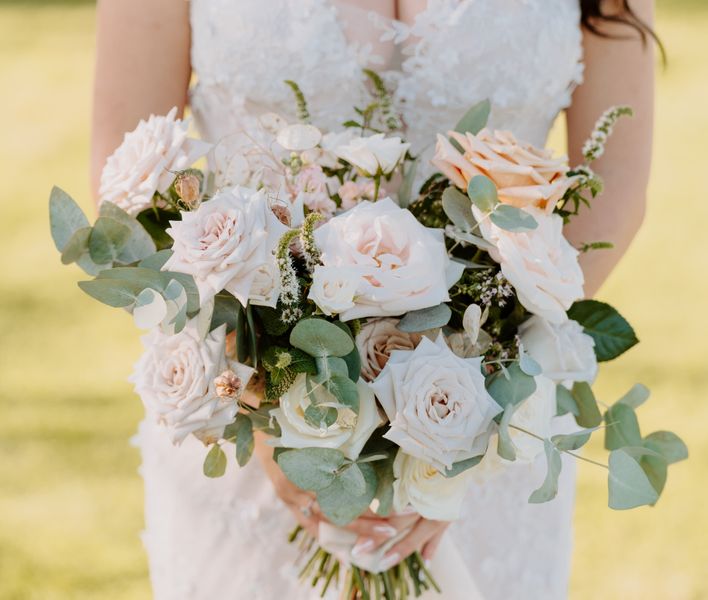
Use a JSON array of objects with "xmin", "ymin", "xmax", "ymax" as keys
[
  {"xmin": 564, "ymin": 0, "xmax": 655, "ymax": 297},
  {"xmin": 90, "ymin": 0, "xmax": 191, "ymax": 201}
]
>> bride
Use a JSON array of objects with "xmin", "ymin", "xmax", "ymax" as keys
[{"xmin": 90, "ymin": 1, "xmax": 656, "ymax": 598}]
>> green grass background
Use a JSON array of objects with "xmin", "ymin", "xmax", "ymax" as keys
[{"xmin": 0, "ymin": 2, "xmax": 706, "ymax": 598}]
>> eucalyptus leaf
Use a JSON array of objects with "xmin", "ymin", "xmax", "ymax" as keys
[
  {"xmin": 551, "ymin": 428, "xmax": 597, "ymax": 451},
  {"xmin": 643, "ymin": 431, "xmax": 688, "ymax": 465},
  {"xmin": 397, "ymin": 303, "xmax": 452, "ymax": 333},
  {"xmin": 496, "ymin": 404, "xmax": 517, "ymax": 461},
  {"xmin": 372, "ymin": 454, "xmax": 395, "ymax": 517},
  {"xmin": 608, "ymin": 447, "xmax": 663, "ymax": 509},
  {"xmin": 572, "ymin": 382, "xmax": 602, "ymax": 428},
  {"xmin": 445, "ymin": 227, "xmax": 495, "ymax": 252},
  {"xmin": 604, "ymin": 403, "xmax": 642, "ymax": 451},
  {"xmin": 453, "ymin": 99, "xmax": 491, "ymax": 136},
  {"xmin": 489, "ymin": 205, "xmax": 538, "ymax": 232},
  {"xmin": 486, "ymin": 363, "xmax": 536, "ymax": 410},
  {"xmin": 442, "ymin": 186, "xmax": 476, "ymax": 231},
  {"xmin": 138, "ymin": 249, "xmax": 173, "ymax": 271},
  {"xmin": 49, "ymin": 186, "xmax": 90, "ymax": 251},
  {"xmin": 339, "ymin": 463, "xmax": 367, "ymax": 496},
  {"xmin": 316, "ymin": 462, "xmax": 377, "ymax": 526},
  {"xmin": 211, "ymin": 293, "xmax": 244, "ymax": 333},
  {"xmin": 397, "ymin": 158, "xmax": 419, "ymax": 208},
  {"xmin": 99, "ymin": 201, "xmax": 156, "ymax": 263},
  {"xmin": 314, "ymin": 356, "xmax": 349, "ymax": 384},
  {"xmin": 304, "ymin": 404, "xmax": 338, "ymax": 429},
  {"xmin": 234, "ymin": 413, "xmax": 254, "ymax": 467},
  {"xmin": 133, "ymin": 288, "xmax": 168, "ymax": 329},
  {"xmin": 77, "ymin": 278, "xmax": 142, "ymax": 308},
  {"xmin": 529, "ymin": 439, "xmax": 562, "ymax": 503},
  {"xmin": 443, "ymin": 455, "xmax": 483, "ymax": 478},
  {"xmin": 567, "ymin": 300, "xmax": 639, "ymax": 361},
  {"xmin": 88, "ymin": 217, "xmax": 131, "ymax": 265},
  {"xmin": 290, "ymin": 318, "xmax": 354, "ymax": 357},
  {"xmin": 277, "ymin": 447, "xmax": 347, "ymax": 492},
  {"xmin": 519, "ymin": 351, "xmax": 542, "ymax": 377},
  {"xmin": 203, "ymin": 444, "xmax": 227, "ymax": 478},
  {"xmin": 333, "ymin": 322, "xmax": 361, "ymax": 382},
  {"xmin": 466, "ymin": 175, "xmax": 498, "ymax": 212},
  {"xmin": 617, "ymin": 383, "xmax": 650, "ymax": 409},
  {"xmin": 556, "ymin": 384, "xmax": 579, "ymax": 417},
  {"xmin": 60, "ymin": 226, "xmax": 91, "ymax": 265},
  {"xmin": 324, "ymin": 375, "xmax": 360, "ymax": 413}
]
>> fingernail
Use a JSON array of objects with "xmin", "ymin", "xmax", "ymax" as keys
[
  {"xmin": 400, "ymin": 505, "xmax": 418, "ymax": 515},
  {"xmin": 351, "ymin": 538, "xmax": 375, "ymax": 557},
  {"xmin": 373, "ymin": 524, "xmax": 397, "ymax": 538},
  {"xmin": 380, "ymin": 552, "xmax": 400, "ymax": 570}
]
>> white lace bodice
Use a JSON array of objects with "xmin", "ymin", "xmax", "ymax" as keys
[
  {"xmin": 138, "ymin": 3, "xmax": 584, "ymax": 599},
  {"xmin": 190, "ymin": 0, "xmax": 584, "ymax": 167}
]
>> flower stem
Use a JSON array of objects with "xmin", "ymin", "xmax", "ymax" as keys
[{"xmin": 508, "ymin": 424, "xmax": 609, "ymax": 469}]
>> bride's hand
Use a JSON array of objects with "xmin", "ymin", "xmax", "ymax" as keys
[{"xmin": 378, "ymin": 516, "xmax": 449, "ymax": 567}]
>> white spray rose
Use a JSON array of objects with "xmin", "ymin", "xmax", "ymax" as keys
[
  {"xmin": 335, "ymin": 133, "xmax": 410, "ymax": 176},
  {"xmin": 519, "ymin": 315, "xmax": 598, "ymax": 383},
  {"xmin": 248, "ymin": 259, "xmax": 282, "ymax": 308},
  {"xmin": 475, "ymin": 206, "xmax": 584, "ymax": 324},
  {"xmin": 355, "ymin": 318, "xmax": 421, "ymax": 382},
  {"xmin": 98, "ymin": 107, "xmax": 210, "ymax": 216},
  {"xmin": 313, "ymin": 198, "xmax": 464, "ymax": 321},
  {"xmin": 130, "ymin": 322, "xmax": 254, "ymax": 445},
  {"xmin": 307, "ymin": 266, "xmax": 359, "ymax": 316},
  {"xmin": 163, "ymin": 187, "xmax": 288, "ymax": 306},
  {"xmin": 371, "ymin": 334, "xmax": 501, "ymax": 472},
  {"xmin": 392, "ymin": 451, "xmax": 475, "ymax": 521},
  {"xmin": 270, "ymin": 374, "xmax": 381, "ymax": 460},
  {"xmin": 505, "ymin": 376, "xmax": 557, "ymax": 461}
]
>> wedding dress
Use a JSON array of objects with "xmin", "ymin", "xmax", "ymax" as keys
[{"xmin": 136, "ymin": 1, "xmax": 585, "ymax": 598}]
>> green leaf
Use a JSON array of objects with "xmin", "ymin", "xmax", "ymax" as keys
[
  {"xmin": 203, "ymin": 445, "xmax": 227, "ymax": 478},
  {"xmin": 255, "ymin": 305, "xmax": 290, "ymax": 336},
  {"xmin": 556, "ymin": 385, "xmax": 579, "ymax": 417},
  {"xmin": 314, "ymin": 356, "xmax": 349, "ymax": 383},
  {"xmin": 246, "ymin": 304, "xmax": 258, "ymax": 369},
  {"xmin": 234, "ymin": 413, "xmax": 254, "ymax": 467},
  {"xmin": 486, "ymin": 363, "xmax": 536, "ymax": 410},
  {"xmin": 643, "ymin": 431, "xmax": 688, "ymax": 465},
  {"xmin": 466, "ymin": 175, "xmax": 498, "ymax": 212},
  {"xmin": 443, "ymin": 455, "xmax": 483, "ymax": 478},
  {"xmin": 496, "ymin": 404, "xmax": 517, "ymax": 461},
  {"xmin": 397, "ymin": 303, "xmax": 452, "ymax": 333},
  {"xmin": 304, "ymin": 404, "xmax": 338, "ymax": 429},
  {"xmin": 60, "ymin": 226, "xmax": 91, "ymax": 265},
  {"xmin": 372, "ymin": 454, "xmax": 395, "ymax": 517},
  {"xmin": 138, "ymin": 249, "xmax": 173, "ymax": 271},
  {"xmin": 567, "ymin": 300, "xmax": 639, "ymax": 361},
  {"xmin": 289, "ymin": 349, "xmax": 318, "ymax": 375},
  {"xmin": 529, "ymin": 439, "xmax": 562, "ymax": 503},
  {"xmin": 397, "ymin": 158, "xmax": 419, "ymax": 208},
  {"xmin": 339, "ymin": 463, "xmax": 367, "ymax": 496},
  {"xmin": 49, "ymin": 186, "xmax": 90, "ymax": 251},
  {"xmin": 77, "ymin": 278, "xmax": 142, "ymax": 308},
  {"xmin": 489, "ymin": 205, "xmax": 538, "ymax": 232},
  {"xmin": 608, "ymin": 447, "xmax": 664, "ymax": 509},
  {"xmin": 211, "ymin": 293, "xmax": 244, "ymax": 333},
  {"xmin": 572, "ymin": 382, "xmax": 602, "ymax": 428},
  {"xmin": 333, "ymin": 322, "xmax": 362, "ymax": 382},
  {"xmin": 323, "ymin": 375, "xmax": 360, "ymax": 413},
  {"xmin": 316, "ymin": 462, "xmax": 378, "ymax": 526},
  {"xmin": 442, "ymin": 186, "xmax": 476, "ymax": 231},
  {"xmin": 88, "ymin": 217, "xmax": 131, "ymax": 265},
  {"xmin": 551, "ymin": 428, "xmax": 597, "ymax": 451},
  {"xmin": 277, "ymin": 447, "xmax": 347, "ymax": 492},
  {"xmin": 519, "ymin": 351, "xmax": 542, "ymax": 377},
  {"xmin": 617, "ymin": 383, "xmax": 650, "ymax": 409},
  {"xmin": 99, "ymin": 201, "xmax": 156, "ymax": 263},
  {"xmin": 290, "ymin": 318, "xmax": 354, "ymax": 357},
  {"xmin": 453, "ymin": 99, "xmax": 491, "ymax": 136},
  {"xmin": 604, "ymin": 403, "xmax": 642, "ymax": 450}
]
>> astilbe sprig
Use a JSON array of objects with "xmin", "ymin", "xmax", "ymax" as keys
[
  {"xmin": 276, "ymin": 228, "xmax": 302, "ymax": 322},
  {"xmin": 299, "ymin": 212, "xmax": 323, "ymax": 272}
]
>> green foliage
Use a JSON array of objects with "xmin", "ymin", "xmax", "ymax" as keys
[
  {"xmin": 203, "ymin": 444, "xmax": 227, "ymax": 478},
  {"xmin": 605, "ymin": 403, "xmax": 642, "ymax": 450},
  {"xmin": 556, "ymin": 384, "xmax": 580, "ymax": 416},
  {"xmin": 519, "ymin": 351, "xmax": 542, "ymax": 376},
  {"xmin": 98, "ymin": 201, "xmax": 156, "ymax": 263},
  {"xmin": 608, "ymin": 447, "xmax": 666, "ymax": 509},
  {"xmin": 443, "ymin": 455, "xmax": 484, "ymax": 478},
  {"xmin": 489, "ymin": 204, "xmax": 539, "ymax": 232},
  {"xmin": 617, "ymin": 383, "xmax": 650, "ymax": 409},
  {"xmin": 643, "ymin": 431, "xmax": 688, "ymax": 465},
  {"xmin": 397, "ymin": 157, "xmax": 419, "ymax": 208},
  {"xmin": 466, "ymin": 175, "xmax": 498, "ymax": 212},
  {"xmin": 232, "ymin": 414, "xmax": 254, "ymax": 467},
  {"xmin": 289, "ymin": 318, "xmax": 354, "ymax": 357},
  {"xmin": 568, "ymin": 300, "xmax": 639, "ymax": 361},
  {"xmin": 283, "ymin": 79, "xmax": 310, "ymax": 123},
  {"xmin": 397, "ymin": 303, "xmax": 452, "ymax": 333},
  {"xmin": 486, "ymin": 363, "xmax": 537, "ymax": 410},
  {"xmin": 572, "ymin": 382, "xmax": 603, "ymax": 428},
  {"xmin": 551, "ymin": 429, "xmax": 595, "ymax": 451},
  {"xmin": 316, "ymin": 462, "xmax": 378, "ymax": 526},
  {"xmin": 496, "ymin": 404, "xmax": 517, "ymax": 461},
  {"xmin": 211, "ymin": 292, "xmax": 245, "ymax": 333},
  {"xmin": 453, "ymin": 99, "xmax": 491, "ymax": 137},
  {"xmin": 372, "ymin": 452, "xmax": 396, "ymax": 516},
  {"xmin": 529, "ymin": 439, "xmax": 563, "ymax": 503},
  {"xmin": 277, "ymin": 447, "xmax": 347, "ymax": 491},
  {"xmin": 441, "ymin": 186, "xmax": 475, "ymax": 230}
]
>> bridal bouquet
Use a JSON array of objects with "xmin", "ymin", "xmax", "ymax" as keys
[{"xmin": 49, "ymin": 75, "xmax": 686, "ymax": 599}]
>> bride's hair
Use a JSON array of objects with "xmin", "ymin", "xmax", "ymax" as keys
[{"xmin": 581, "ymin": 0, "xmax": 664, "ymax": 54}]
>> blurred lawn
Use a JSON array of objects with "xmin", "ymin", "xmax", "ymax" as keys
[{"xmin": 0, "ymin": 3, "xmax": 706, "ymax": 599}]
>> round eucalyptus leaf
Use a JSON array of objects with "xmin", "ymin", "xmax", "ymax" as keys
[
  {"xmin": 466, "ymin": 175, "xmax": 498, "ymax": 212},
  {"xmin": 290, "ymin": 318, "xmax": 354, "ymax": 357}
]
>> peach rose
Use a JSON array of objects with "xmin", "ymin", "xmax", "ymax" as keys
[
  {"xmin": 432, "ymin": 129, "xmax": 574, "ymax": 213},
  {"xmin": 355, "ymin": 318, "xmax": 421, "ymax": 382}
]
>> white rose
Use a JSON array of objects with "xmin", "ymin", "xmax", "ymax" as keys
[
  {"xmin": 505, "ymin": 376, "xmax": 557, "ymax": 461},
  {"xmin": 355, "ymin": 318, "xmax": 421, "ymax": 382},
  {"xmin": 335, "ymin": 133, "xmax": 410, "ymax": 176},
  {"xmin": 307, "ymin": 266, "xmax": 359, "ymax": 316},
  {"xmin": 475, "ymin": 206, "xmax": 584, "ymax": 324},
  {"xmin": 130, "ymin": 322, "xmax": 254, "ymax": 445},
  {"xmin": 313, "ymin": 198, "xmax": 464, "ymax": 321},
  {"xmin": 519, "ymin": 315, "xmax": 598, "ymax": 383},
  {"xmin": 98, "ymin": 107, "xmax": 210, "ymax": 216},
  {"xmin": 370, "ymin": 334, "xmax": 501, "ymax": 471},
  {"xmin": 163, "ymin": 187, "xmax": 288, "ymax": 306},
  {"xmin": 392, "ymin": 451, "xmax": 474, "ymax": 521},
  {"xmin": 270, "ymin": 374, "xmax": 381, "ymax": 460},
  {"xmin": 248, "ymin": 259, "xmax": 282, "ymax": 308}
]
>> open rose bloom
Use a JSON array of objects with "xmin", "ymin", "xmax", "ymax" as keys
[{"xmin": 53, "ymin": 90, "xmax": 682, "ymax": 599}]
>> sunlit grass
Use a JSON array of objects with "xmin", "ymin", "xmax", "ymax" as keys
[{"xmin": 0, "ymin": 3, "xmax": 705, "ymax": 599}]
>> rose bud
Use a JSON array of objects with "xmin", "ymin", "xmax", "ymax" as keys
[
  {"xmin": 214, "ymin": 370, "xmax": 243, "ymax": 399},
  {"xmin": 174, "ymin": 172, "xmax": 202, "ymax": 208}
]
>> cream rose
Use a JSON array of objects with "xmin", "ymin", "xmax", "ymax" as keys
[
  {"xmin": 392, "ymin": 451, "xmax": 474, "ymax": 520},
  {"xmin": 475, "ymin": 206, "xmax": 584, "ymax": 324},
  {"xmin": 355, "ymin": 318, "xmax": 421, "ymax": 382},
  {"xmin": 130, "ymin": 322, "xmax": 254, "ymax": 445},
  {"xmin": 370, "ymin": 334, "xmax": 501, "ymax": 472},
  {"xmin": 505, "ymin": 376, "xmax": 557, "ymax": 462},
  {"xmin": 98, "ymin": 107, "xmax": 210, "ymax": 216},
  {"xmin": 519, "ymin": 315, "xmax": 598, "ymax": 383},
  {"xmin": 163, "ymin": 187, "xmax": 288, "ymax": 306},
  {"xmin": 335, "ymin": 134, "xmax": 410, "ymax": 176},
  {"xmin": 248, "ymin": 259, "xmax": 282, "ymax": 308},
  {"xmin": 307, "ymin": 266, "xmax": 359, "ymax": 316},
  {"xmin": 270, "ymin": 374, "xmax": 381, "ymax": 460},
  {"xmin": 432, "ymin": 129, "xmax": 574, "ymax": 213},
  {"xmin": 313, "ymin": 198, "xmax": 464, "ymax": 321}
]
